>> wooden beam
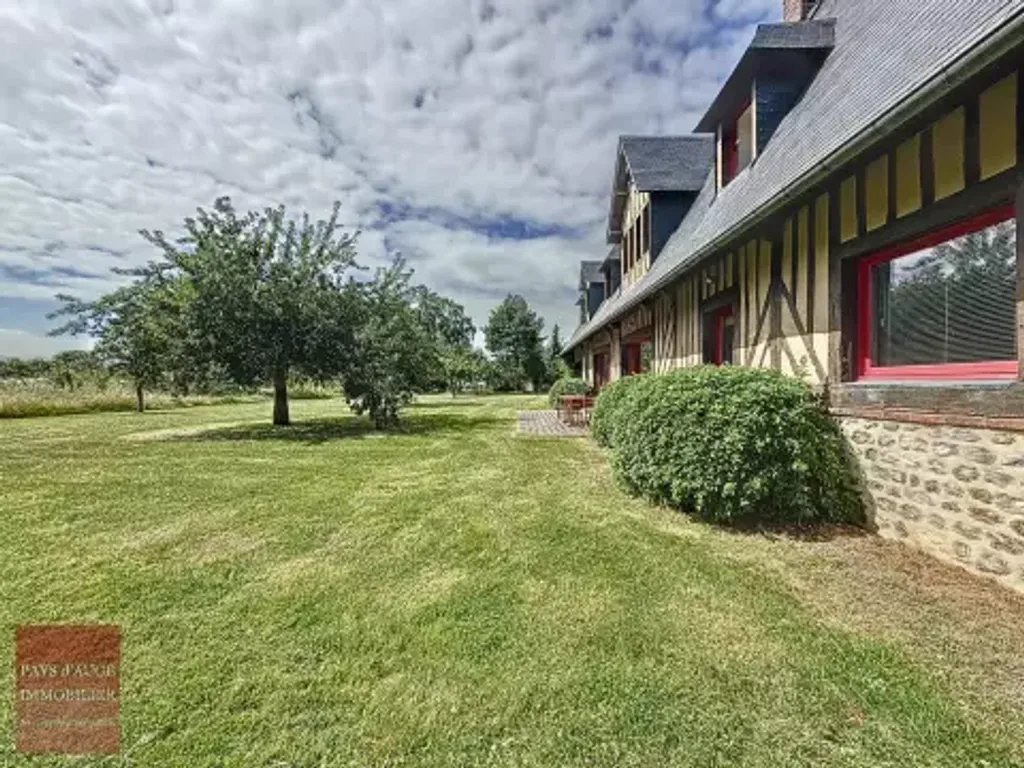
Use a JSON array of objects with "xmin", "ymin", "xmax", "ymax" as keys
[
  {"xmin": 770, "ymin": 236, "xmax": 783, "ymax": 371},
  {"xmin": 965, "ymin": 95, "xmax": 981, "ymax": 188},
  {"xmin": 921, "ymin": 124, "xmax": 936, "ymax": 207}
]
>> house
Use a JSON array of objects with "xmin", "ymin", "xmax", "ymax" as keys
[{"xmin": 565, "ymin": 0, "xmax": 1024, "ymax": 591}]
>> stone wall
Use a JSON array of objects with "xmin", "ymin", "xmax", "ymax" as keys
[{"xmin": 840, "ymin": 417, "xmax": 1024, "ymax": 593}]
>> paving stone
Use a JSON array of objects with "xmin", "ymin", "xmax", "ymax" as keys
[{"xmin": 517, "ymin": 410, "xmax": 589, "ymax": 438}]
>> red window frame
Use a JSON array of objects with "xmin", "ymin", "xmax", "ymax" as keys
[{"xmin": 856, "ymin": 205, "xmax": 1017, "ymax": 381}]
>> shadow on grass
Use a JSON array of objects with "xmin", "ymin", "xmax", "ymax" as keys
[
  {"xmin": 715, "ymin": 519, "xmax": 870, "ymax": 543},
  {"xmin": 167, "ymin": 412, "xmax": 506, "ymax": 445},
  {"xmin": 407, "ymin": 399, "xmax": 490, "ymax": 409}
]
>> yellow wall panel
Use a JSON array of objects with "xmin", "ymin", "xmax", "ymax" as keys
[
  {"xmin": 679, "ymin": 282, "xmax": 687, "ymax": 361},
  {"xmin": 895, "ymin": 134, "xmax": 922, "ymax": 218},
  {"xmin": 759, "ymin": 241, "xmax": 772, "ymax": 313},
  {"xmin": 746, "ymin": 242, "xmax": 758, "ymax": 349},
  {"xmin": 781, "ymin": 220, "xmax": 795, "ymax": 335},
  {"xmin": 796, "ymin": 206, "xmax": 809, "ymax": 322},
  {"xmin": 979, "ymin": 72, "xmax": 1018, "ymax": 180},
  {"xmin": 932, "ymin": 107, "xmax": 965, "ymax": 201},
  {"xmin": 813, "ymin": 194, "xmax": 830, "ymax": 337},
  {"xmin": 865, "ymin": 155, "xmax": 889, "ymax": 232},
  {"xmin": 781, "ymin": 219, "xmax": 793, "ymax": 291},
  {"xmin": 748, "ymin": 241, "xmax": 760, "ymax": 325},
  {"xmin": 840, "ymin": 175, "xmax": 858, "ymax": 243}
]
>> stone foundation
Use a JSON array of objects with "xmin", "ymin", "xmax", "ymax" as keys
[{"xmin": 840, "ymin": 417, "xmax": 1024, "ymax": 593}]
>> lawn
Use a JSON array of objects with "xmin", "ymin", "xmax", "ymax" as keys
[{"xmin": 1, "ymin": 395, "xmax": 1023, "ymax": 767}]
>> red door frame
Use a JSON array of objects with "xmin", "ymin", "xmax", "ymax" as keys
[
  {"xmin": 623, "ymin": 334, "xmax": 650, "ymax": 375},
  {"xmin": 856, "ymin": 205, "xmax": 1017, "ymax": 380},
  {"xmin": 593, "ymin": 352, "xmax": 610, "ymax": 389},
  {"xmin": 711, "ymin": 306, "xmax": 734, "ymax": 365}
]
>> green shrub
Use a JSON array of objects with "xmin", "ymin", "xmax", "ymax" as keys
[
  {"xmin": 547, "ymin": 377, "xmax": 590, "ymax": 407},
  {"xmin": 606, "ymin": 366, "xmax": 861, "ymax": 525},
  {"xmin": 590, "ymin": 374, "xmax": 649, "ymax": 447}
]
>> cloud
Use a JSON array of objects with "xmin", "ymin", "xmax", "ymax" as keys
[
  {"xmin": 0, "ymin": 329, "xmax": 91, "ymax": 359},
  {"xmin": 0, "ymin": 0, "xmax": 777, "ymax": 357}
]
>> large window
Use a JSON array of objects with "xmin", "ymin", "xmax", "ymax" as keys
[{"xmin": 857, "ymin": 206, "xmax": 1017, "ymax": 380}]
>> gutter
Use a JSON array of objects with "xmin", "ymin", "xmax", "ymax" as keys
[{"xmin": 567, "ymin": 3, "xmax": 1024, "ymax": 353}]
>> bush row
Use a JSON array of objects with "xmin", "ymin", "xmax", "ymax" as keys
[{"xmin": 591, "ymin": 366, "xmax": 862, "ymax": 525}]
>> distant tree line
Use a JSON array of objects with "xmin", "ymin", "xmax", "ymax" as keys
[{"xmin": 27, "ymin": 197, "xmax": 568, "ymax": 427}]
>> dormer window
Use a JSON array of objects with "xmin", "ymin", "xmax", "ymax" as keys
[
  {"xmin": 722, "ymin": 100, "xmax": 754, "ymax": 187},
  {"xmin": 698, "ymin": 18, "xmax": 835, "ymax": 191}
]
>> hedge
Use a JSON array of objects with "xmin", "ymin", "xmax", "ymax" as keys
[
  {"xmin": 600, "ymin": 366, "xmax": 861, "ymax": 525},
  {"xmin": 590, "ymin": 373, "xmax": 650, "ymax": 447},
  {"xmin": 548, "ymin": 377, "xmax": 590, "ymax": 407}
]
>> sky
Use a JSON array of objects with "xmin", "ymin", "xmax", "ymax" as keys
[{"xmin": 0, "ymin": 0, "xmax": 779, "ymax": 358}]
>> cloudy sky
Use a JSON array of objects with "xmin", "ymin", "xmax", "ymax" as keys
[{"xmin": 0, "ymin": 0, "xmax": 778, "ymax": 357}]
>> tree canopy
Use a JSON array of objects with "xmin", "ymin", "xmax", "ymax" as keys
[
  {"xmin": 484, "ymin": 294, "xmax": 546, "ymax": 391},
  {"xmin": 43, "ymin": 197, "xmax": 559, "ymax": 424}
]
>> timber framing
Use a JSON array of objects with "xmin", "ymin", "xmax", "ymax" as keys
[{"xmin": 568, "ymin": 2, "xmax": 1024, "ymax": 418}]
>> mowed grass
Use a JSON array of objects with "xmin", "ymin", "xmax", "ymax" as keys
[{"xmin": 1, "ymin": 395, "xmax": 1023, "ymax": 767}]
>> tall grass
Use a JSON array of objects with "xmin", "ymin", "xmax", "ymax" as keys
[{"xmin": 0, "ymin": 379, "xmax": 265, "ymax": 419}]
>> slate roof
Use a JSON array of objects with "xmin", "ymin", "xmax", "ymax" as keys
[
  {"xmin": 620, "ymin": 135, "xmax": 716, "ymax": 192},
  {"xmin": 580, "ymin": 260, "xmax": 605, "ymax": 287},
  {"xmin": 750, "ymin": 18, "xmax": 836, "ymax": 50},
  {"xmin": 568, "ymin": 0, "xmax": 1024, "ymax": 352},
  {"xmin": 696, "ymin": 19, "xmax": 835, "ymax": 135},
  {"xmin": 607, "ymin": 135, "xmax": 715, "ymax": 242}
]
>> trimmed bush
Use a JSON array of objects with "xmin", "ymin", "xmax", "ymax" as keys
[
  {"xmin": 547, "ymin": 377, "xmax": 590, "ymax": 407},
  {"xmin": 605, "ymin": 366, "xmax": 861, "ymax": 525},
  {"xmin": 590, "ymin": 373, "xmax": 649, "ymax": 447}
]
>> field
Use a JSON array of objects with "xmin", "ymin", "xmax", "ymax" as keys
[
  {"xmin": 0, "ymin": 379, "xmax": 333, "ymax": 419},
  {"xmin": 1, "ymin": 395, "xmax": 1023, "ymax": 766}
]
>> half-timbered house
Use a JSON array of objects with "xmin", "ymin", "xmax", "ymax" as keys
[{"xmin": 565, "ymin": 0, "xmax": 1024, "ymax": 590}]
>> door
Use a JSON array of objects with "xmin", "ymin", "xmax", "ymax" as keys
[{"xmin": 704, "ymin": 305, "xmax": 735, "ymax": 365}]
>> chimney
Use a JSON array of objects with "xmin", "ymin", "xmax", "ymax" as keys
[{"xmin": 782, "ymin": 0, "xmax": 814, "ymax": 21}]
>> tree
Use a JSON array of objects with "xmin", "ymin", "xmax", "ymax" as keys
[
  {"xmin": 548, "ymin": 324, "xmax": 564, "ymax": 360},
  {"xmin": 413, "ymin": 287, "xmax": 476, "ymax": 350},
  {"xmin": 484, "ymin": 294, "xmax": 546, "ymax": 391},
  {"xmin": 138, "ymin": 197, "xmax": 361, "ymax": 426},
  {"xmin": 545, "ymin": 324, "xmax": 570, "ymax": 384},
  {"xmin": 49, "ymin": 275, "xmax": 180, "ymax": 412},
  {"xmin": 0, "ymin": 357, "xmax": 52, "ymax": 380},
  {"xmin": 345, "ymin": 258, "xmax": 438, "ymax": 428},
  {"xmin": 441, "ymin": 346, "xmax": 487, "ymax": 396},
  {"xmin": 411, "ymin": 287, "xmax": 476, "ymax": 392},
  {"xmin": 51, "ymin": 350, "xmax": 105, "ymax": 391}
]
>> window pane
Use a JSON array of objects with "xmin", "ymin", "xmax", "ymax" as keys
[
  {"xmin": 870, "ymin": 218, "xmax": 1017, "ymax": 367},
  {"xmin": 736, "ymin": 104, "xmax": 753, "ymax": 173}
]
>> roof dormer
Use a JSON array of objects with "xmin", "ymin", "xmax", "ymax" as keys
[
  {"xmin": 696, "ymin": 18, "xmax": 835, "ymax": 191},
  {"xmin": 578, "ymin": 260, "xmax": 606, "ymax": 322},
  {"xmin": 606, "ymin": 136, "xmax": 715, "ymax": 245}
]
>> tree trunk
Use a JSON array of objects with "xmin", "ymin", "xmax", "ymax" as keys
[
  {"xmin": 135, "ymin": 384, "xmax": 145, "ymax": 413},
  {"xmin": 273, "ymin": 367, "xmax": 290, "ymax": 426}
]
